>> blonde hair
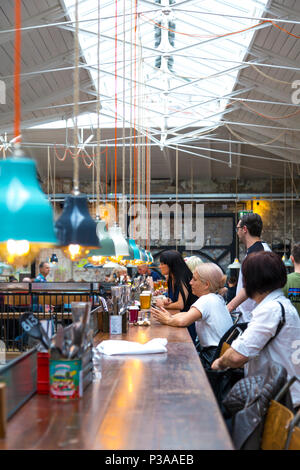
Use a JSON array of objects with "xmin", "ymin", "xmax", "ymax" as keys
[
  {"xmin": 185, "ymin": 256, "xmax": 203, "ymax": 272},
  {"xmin": 195, "ymin": 262, "xmax": 226, "ymax": 294}
]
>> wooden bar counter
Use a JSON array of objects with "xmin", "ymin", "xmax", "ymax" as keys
[{"xmin": 0, "ymin": 320, "xmax": 233, "ymax": 450}]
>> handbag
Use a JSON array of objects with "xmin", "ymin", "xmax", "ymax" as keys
[
  {"xmin": 204, "ymin": 322, "xmax": 248, "ymax": 415},
  {"xmin": 206, "ymin": 301, "xmax": 286, "ymax": 418}
]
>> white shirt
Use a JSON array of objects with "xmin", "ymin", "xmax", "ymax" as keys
[
  {"xmin": 193, "ymin": 293, "xmax": 233, "ymax": 348},
  {"xmin": 231, "ymin": 289, "xmax": 300, "ymax": 408},
  {"xmin": 236, "ymin": 242, "xmax": 271, "ymax": 323}
]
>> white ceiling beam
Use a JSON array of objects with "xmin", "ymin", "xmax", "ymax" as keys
[
  {"xmin": 0, "ymin": 103, "xmax": 96, "ymax": 134},
  {"xmin": 225, "ymin": 125, "xmax": 299, "ymax": 163},
  {"xmin": 0, "ymin": 79, "xmax": 94, "ymax": 128},
  {"xmin": 251, "ymin": 45, "xmax": 300, "ymax": 70},
  {"xmin": 266, "ymin": 2, "xmax": 300, "ymax": 20},
  {"xmin": 238, "ymin": 77, "xmax": 296, "ymax": 105},
  {"xmin": 0, "ymin": 5, "xmax": 62, "ymax": 47}
]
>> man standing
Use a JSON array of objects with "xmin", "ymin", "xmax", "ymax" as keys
[
  {"xmin": 227, "ymin": 213, "xmax": 271, "ymax": 323},
  {"xmin": 283, "ymin": 243, "xmax": 300, "ymax": 317},
  {"xmin": 34, "ymin": 261, "xmax": 50, "ymax": 282}
]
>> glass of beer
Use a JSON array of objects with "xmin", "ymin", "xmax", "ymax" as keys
[{"xmin": 140, "ymin": 291, "xmax": 152, "ymax": 310}]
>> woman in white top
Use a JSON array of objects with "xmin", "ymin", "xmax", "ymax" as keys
[
  {"xmin": 151, "ymin": 262, "xmax": 233, "ymax": 368},
  {"xmin": 212, "ymin": 251, "xmax": 300, "ymax": 411}
]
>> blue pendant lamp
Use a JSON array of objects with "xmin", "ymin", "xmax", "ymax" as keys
[
  {"xmin": 55, "ymin": 194, "xmax": 100, "ymax": 261},
  {"xmin": 0, "ymin": 3, "xmax": 57, "ymax": 267},
  {"xmin": 54, "ymin": 1, "xmax": 100, "ymax": 262},
  {"xmin": 0, "ymin": 150, "xmax": 57, "ymax": 267}
]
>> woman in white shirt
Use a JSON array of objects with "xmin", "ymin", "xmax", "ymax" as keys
[
  {"xmin": 212, "ymin": 251, "xmax": 300, "ymax": 411},
  {"xmin": 151, "ymin": 262, "xmax": 233, "ymax": 368}
]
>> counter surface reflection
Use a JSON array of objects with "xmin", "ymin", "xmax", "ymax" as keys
[{"xmin": 0, "ymin": 320, "xmax": 233, "ymax": 450}]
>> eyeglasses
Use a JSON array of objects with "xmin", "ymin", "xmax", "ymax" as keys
[{"xmin": 235, "ymin": 225, "xmax": 243, "ymax": 232}]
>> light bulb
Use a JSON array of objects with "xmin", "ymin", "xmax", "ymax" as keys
[
  {"xmin": 63, "ymin": 244, "xmax": 90, "ymax": 261},
  {"xmin": 87, "ymin": 255, "xmax": 107, "ymax": 266},
  {"xmin": 0, "ymin": 239, "xmax": 44, "ymax": 267}
]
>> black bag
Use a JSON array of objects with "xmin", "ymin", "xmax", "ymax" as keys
[{"xmin": 204, "ymin": 322, "xmax": 248, "ymax": 415}]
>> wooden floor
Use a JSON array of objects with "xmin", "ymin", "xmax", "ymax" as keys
[{"xmin": 0, "ymin": 320, "xmax": 233, "ymax": 450}]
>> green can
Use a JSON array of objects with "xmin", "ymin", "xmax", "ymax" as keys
[{"xmin": 49, "ymin": 359, "xmax": 83, "ymax": 400}]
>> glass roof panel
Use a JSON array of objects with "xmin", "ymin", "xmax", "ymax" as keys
[{"xmin": 34, "ymin": 0, "xmax": 269, "ymax": 146}]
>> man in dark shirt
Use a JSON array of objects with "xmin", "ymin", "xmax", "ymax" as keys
[{"xmin": 227, "ymin": 213, "xmax": 271, "ymax": 322}]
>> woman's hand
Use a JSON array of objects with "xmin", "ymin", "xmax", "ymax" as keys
[
  {"xmin": 155, "ymin": 297, "xmax": 171, "ymax": 308},
  {"xmin": 150, "ymin": 306, "xmax": 172, "ymax": 325}
]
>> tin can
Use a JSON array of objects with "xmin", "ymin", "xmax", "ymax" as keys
[{"xmin": 49, "ymin": 359, "xmax": 83, "ymax": 400}]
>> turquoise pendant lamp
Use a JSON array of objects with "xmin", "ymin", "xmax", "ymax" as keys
[
  {"xmin": 0, "ymin": 154, "xmax": 57, "ymax": 266},
  {"xmin": 94, "ymin": 219, "xmax": 116, "ymax": 256},
  {"xmin": 123, "ymin": 238, "xmax": 141, "ymax": 261}
]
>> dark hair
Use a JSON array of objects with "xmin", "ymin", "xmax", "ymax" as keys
[
  {"xmin": 9, "ymin": 275, "xmax": 18, "ymax": 282},
  {"xmin": 39, "ymin": 261, "xmax": 48, "ymax": 269},
  {"xmin": 240, "ymin": 213, "xmax": 263, "ymax": 237},
  {"xmin": 160, "ymin": 250, "xmax": 195, "ymax": 305},
  {"xmin": 292, "ymin": 243, "xmax": 300, "ymax": 264},
  {"xmin": 242, "ymin": 251, "xmax": 287, "ymax": 299}
]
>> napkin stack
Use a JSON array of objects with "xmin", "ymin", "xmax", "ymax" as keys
[{"xmin": 96, "ymin": 338, "xmax": 168, "ymax": 356}]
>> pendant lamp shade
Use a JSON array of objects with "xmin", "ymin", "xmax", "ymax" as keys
[
  {"xmin": 139, "ymin": 247, "xmax": 148, "ymax": 262},
  {"xmin": 227, "ymin": 258, "xmax": 241, "ymax": 269},
  {"xmin": 0, "ymin": 157, "xmax": 57, "ymax": 266},
  {"xmin": 282, "ymin": 254, "xmax": 293, "ymax": 267},
  {"xmin": 95, "ymin": 220, "xmax": 116, "ymax": 256},
  {"xmin": 55, "ymin": 194, "xmax": 100, "ymax": 261},
  {"xmin": 108, "ymin": 223, "xmax": 129, "ymax": 257},
  {"xmin": 49, "ymin": 253, "xmax": 58, "ymax": 264},
  {"xmin": 147, "ymin": 251, "xmax": 154, "ymax": 263},
  {"xmin": 123, "ymin": 239, "xmax": 141, "ymax": 261}
]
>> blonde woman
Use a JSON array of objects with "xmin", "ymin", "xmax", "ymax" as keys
[
  {"xmin": 184, "ymin": 256, "xmax": 203, "ymax": 272},
  {"xmin": 151, "ymin": 262, "xmax": 233, "ymax": 368}
]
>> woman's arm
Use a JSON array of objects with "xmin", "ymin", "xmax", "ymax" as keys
[
  {"xmin": 163, "ymin": 282, "xmax": 189, "ymax": 311},
  {"xmin": 226, "ymin": 287, "xmax": 248, "ymax": 313},
  {"xmin": 151, "ymin": 305, "xmax": 201, "ymax": 327}
]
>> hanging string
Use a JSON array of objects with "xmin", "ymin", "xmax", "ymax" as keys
[
  {"xmin": 142, "ymin": 15, "xmax": 300, "ymax": 40},
  {"xmin": 239, "ymin": 100, "xmax": 300, "ymax": 121},
  {"xmin": 114, "ymin": 0, "xmax": 118, "ymax": 217},
  {"xmin": 96, "ymin": 0, "xmax": 101, "ymax": 218},
  {"xmin": 250, "ymin": 64, "xmax": 294, "ymax": 85},
  {"xmin": 270, "ymin": 175, "xmax": 273, "ymax": 250},
  {"xmin": 133, "ymin": 0, "xmax": 138, "ymax": 239},
  {"xmin": 175, "ymin": 146, "xmax": 178, "ymax": 251},
  {"xmin": 190, "ymin": 162, "xmax": 194, "ymax": 255},
  {"xmin": 73, "ymin": 0, "xmax": 80, "ymax": 195},
  {"xmin": 225, "ymin": 124, "xmax": 286, "ymax": 146},
  {"xmin": 122, "ymin": 0, "xmax": 126, "ymax": 230},
  {"xmin": 47, "ymin": 146, "xmax": 50, "ymax": 199},
  {"xmin": 129, "ymin": 0, "xmax": 133, "ymax": 218},
  {"xmin": 284, "ymin": 161, "xmax": 287, "ymax": 256},
  {"xmin": 290, "ymin": 162, "xmax": 294, "ymax": 251},
  {"xmin": 14, "ymin": 0, "xmax": 21, "ymax": 143}
]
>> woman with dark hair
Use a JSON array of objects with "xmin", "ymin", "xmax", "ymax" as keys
[
  {"xmin": 155, "ymin": 250, "xmax": 198, "ymax": 343},
  {"xmin": 212, "ymin": 251, "xmax": 300, "ymax": 411}
]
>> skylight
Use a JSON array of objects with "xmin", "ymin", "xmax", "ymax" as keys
[{"xmin": 35, "ymin": 0, "xmax": 269, "ymax": 147}]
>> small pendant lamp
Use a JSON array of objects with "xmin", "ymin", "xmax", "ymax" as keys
[
  {"xmin": 55, "ymin": 194, "xmax": 100, "ymax": 261},
  {"xmin": 49, "ymin": 253, "xmax": 58, "ymax": 264},
  {"xmin": 139, "ymin": 247, "xmax": 148, "ymax": 262},
  {"xmin": 227, "ymin": 258, "xmax": 241, "ymax": 269},
  {"xmin": 108, "ymin": 223, "xmax": 129, "ymax": 257},
  {"xmin": 0, "ymin": 150, "xmax": 57, "ymax": 267}
]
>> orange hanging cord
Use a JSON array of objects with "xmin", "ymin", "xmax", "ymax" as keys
[
  {"xmin": 14, "ymin": 0, "xmax": 21, "ymax": 142},
  {"xmin": 114, "ymin": 0, "xmax": 118, "ymax": 217}
]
